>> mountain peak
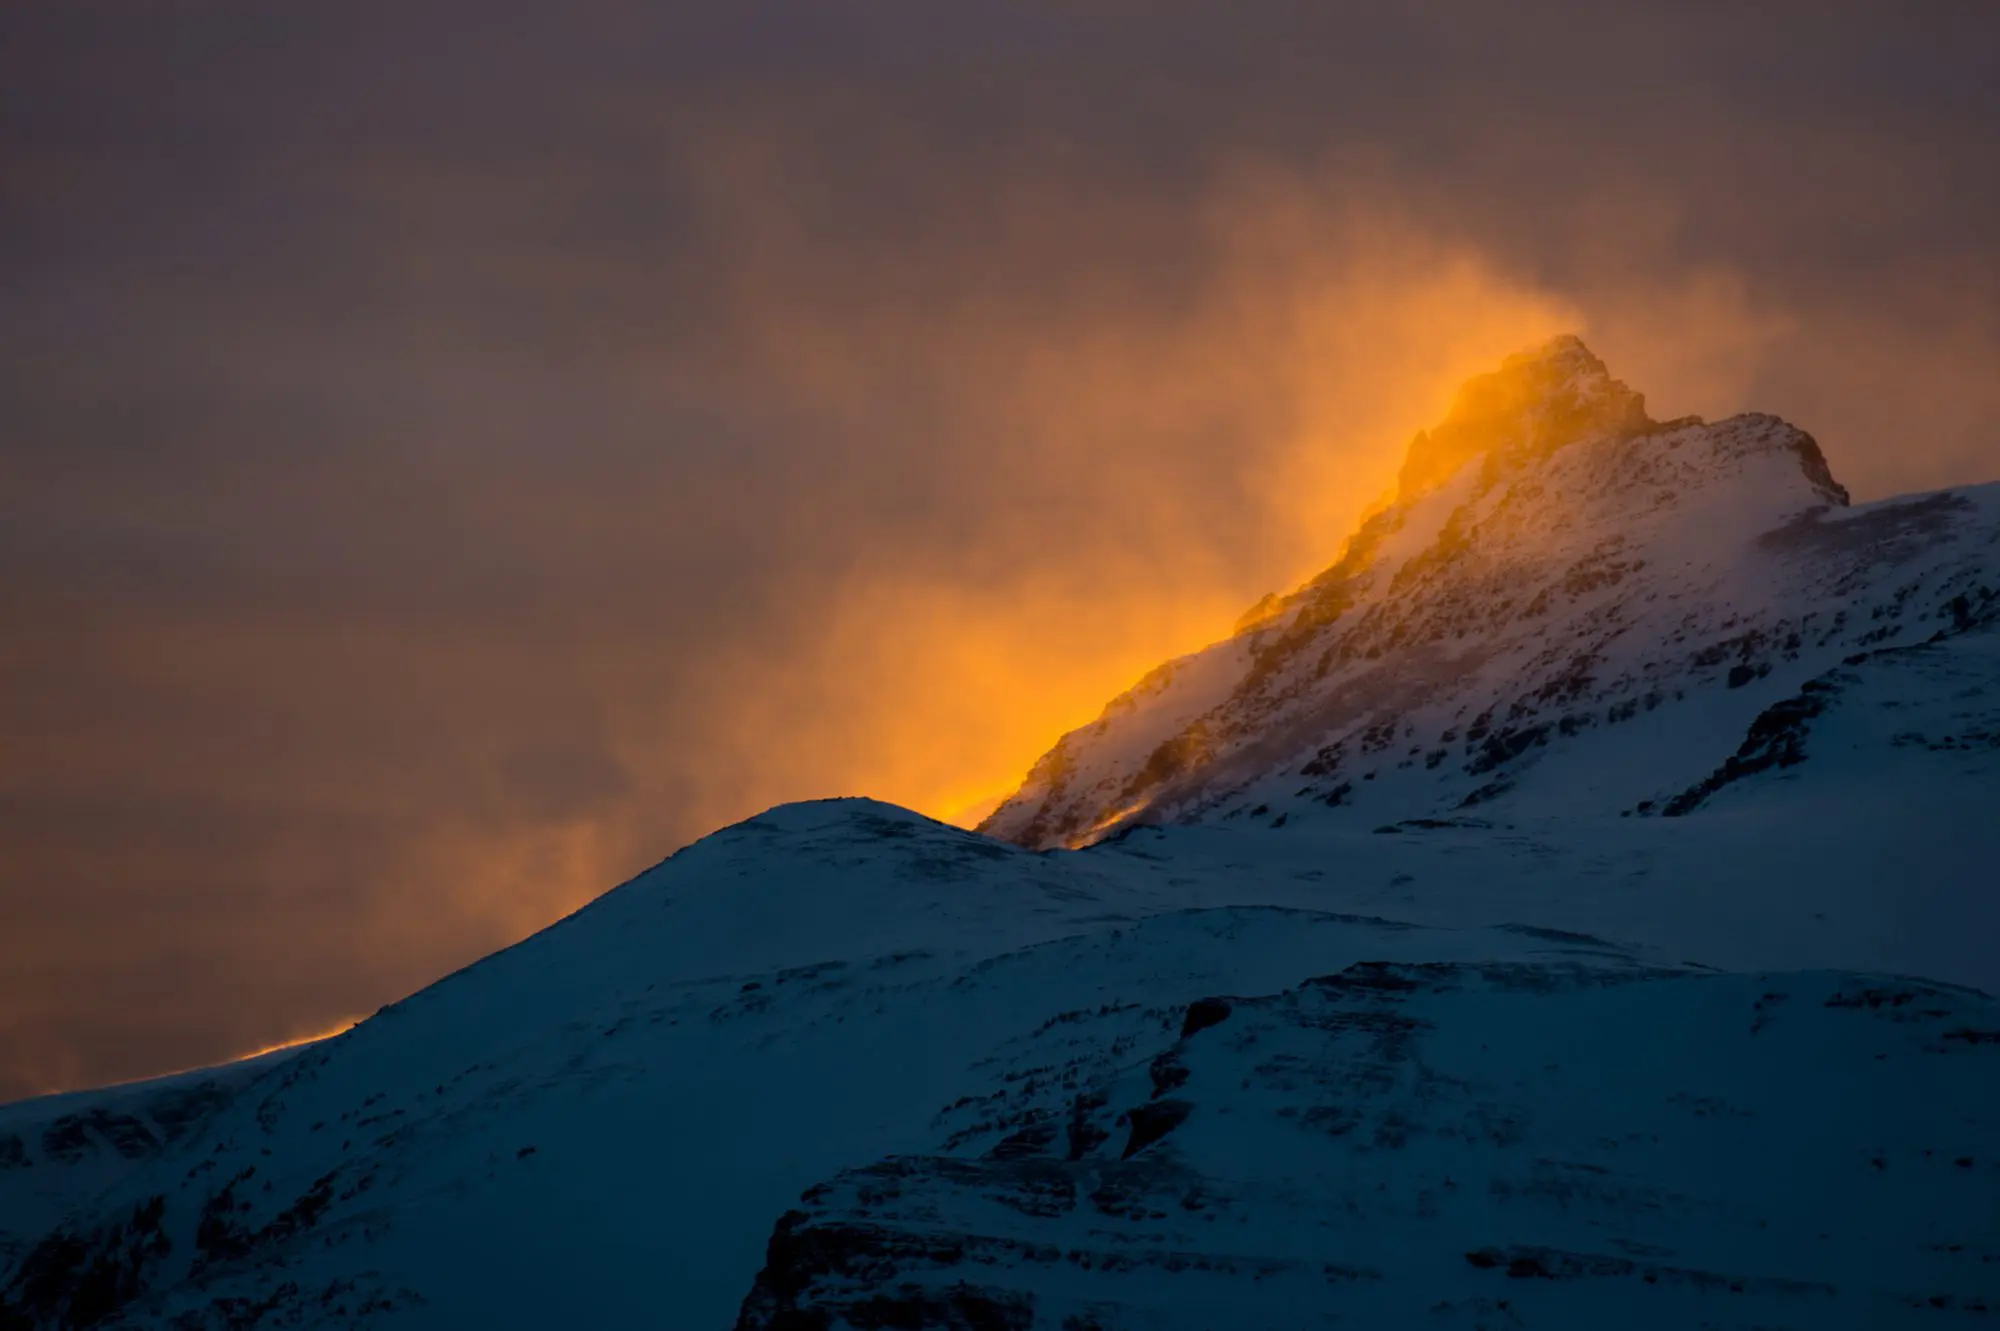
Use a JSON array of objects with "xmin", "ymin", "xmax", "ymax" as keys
[
  {"xmin": 1395, "ymin": 333, "xmax": 1651, "ymax": 501},
  {"xmin": 978, "ymin": 339, "xmax": 1991, "ymax": 851}
]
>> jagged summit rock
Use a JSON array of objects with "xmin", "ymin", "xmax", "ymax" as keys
[
  {"xmin": 1388, "ymin": 332, "xmax": 1848, "ymax": 511},
  {"xmin": 980, "ymin": 340, "xmax": 1988, "ymax": 849},
  {"xmin": 1396, "ymin": 333, "xmax": 1653, "ymax": 501}
]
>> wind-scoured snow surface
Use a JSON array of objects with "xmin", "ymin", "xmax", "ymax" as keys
[{"xmin": 4, "ymin": 338, "xmax": 1997, "ymax": 1329}]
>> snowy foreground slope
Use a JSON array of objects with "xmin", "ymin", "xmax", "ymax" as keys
[{"xmin": 4, "ymin": 339, "xmax": 1998, "ymax": 1329}]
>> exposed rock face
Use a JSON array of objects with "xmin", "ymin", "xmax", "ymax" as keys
[{"xmin": 980, "ymin": 337, "xmax": 1986, "ymax": 849}]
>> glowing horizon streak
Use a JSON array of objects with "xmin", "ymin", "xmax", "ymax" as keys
[{"xmin": 226, "ymin": 1016, "xmax": 364, "ymax": 1065}]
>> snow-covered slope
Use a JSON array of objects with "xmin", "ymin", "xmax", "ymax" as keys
[
  {"xmin": 5, "ymin": 801, "xmax": 1996, "ymax": 1330},
  {"xmin": 4, "ymin": 337, "xmax": 1996, "ymax": 1330},
  {"xmin": 0, "ymin": 783, "xmax": 1992, "ymax": 1319},
  {"xmin": 980, "ymin": 337, "xmax": 2000, "ymax": 849},
  {"xmin": 0, "ymin": 811, "xmax": 1659, "ymax": 1328},
  {"xmin": 740, "ymin": 962, "xmax": 1998, "ymax": 1330},
  {"xmin": 0, "ymin": 1060, "xmax": 280, "ymax": 1275}
]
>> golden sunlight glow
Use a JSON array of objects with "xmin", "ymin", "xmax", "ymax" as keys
[
  {"xmin": 635, "ymin": 174, "xmax": 1583, "ymax": 846},
  {"xmin": 940, "ymin": 790, "xmax": 1011, "ymax": 830},
  {"xmin": 229, "ymin": 1017, "xmax": 363, "ymax": 1064},
  {"xmin": 212, "ymin": 178, "xmax": 1609, "ymax": 1005}
]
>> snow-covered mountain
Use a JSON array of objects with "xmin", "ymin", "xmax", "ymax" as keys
[
  {"xmin": 3, "ymin": 338, "xmax": 1996, "ymax": 1330},
  {"xmin": 981, "ymin": 335, "xmax": 2000, "ymax": 849}
]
